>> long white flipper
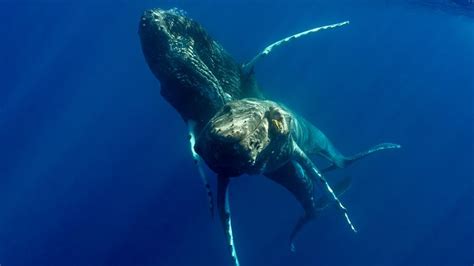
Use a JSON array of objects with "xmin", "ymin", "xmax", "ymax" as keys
[
  {"xmin": 217, "ymin": 177, "xmax": 240, "ymax": 266},
  {"xmin": 288, "ymin": 171, "xmax": 353, "ymax": 252},
  {"xmin": 293, "ymin": 142, "xmax": 357, "ymax": 233},
  {"xmin": 243, "ymin": 21, "xmax": 350, "ymax": 74},
  {"xmin": 188, "ymin": 121, "xmax": 214, "ymax": 217}
]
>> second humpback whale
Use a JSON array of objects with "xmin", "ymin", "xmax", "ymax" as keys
[
  {"xmin": 196, "ymin": 99, "xmax": 400, "ymax": 263},
  {"xmin": 138, "ymin": 8, "xmax": 400, "ymax": 266}
]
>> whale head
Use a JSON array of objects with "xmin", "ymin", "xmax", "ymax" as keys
[
  {"xmin": 138, "ymin": 8, "xmax": 245, "ymax": 124},
  {"xmin": 196, "ymin": 99, "xmax": 292, "ymax": 177}
]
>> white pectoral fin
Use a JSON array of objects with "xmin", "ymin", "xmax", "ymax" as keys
[
  {"xmin": 293, "ymin": 142, "xmax": 357, "ymax": 233},
  {"xmin": 243, "ymin": 21, "xmax": 350, "ymax": 74},
  {"xmin": 217, "ymin": 176, "xmax": 240, "ymax": 266},
  {"xmin": 315, "ymin": 175, "xmax": 352, "ymax": 211},
  {"xmin": 188, "ymin": 121, "xmax": 214, "ymax": 217}
]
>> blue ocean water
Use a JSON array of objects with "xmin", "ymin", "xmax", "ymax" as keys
[{"xmin": 0, "ymin": 1, "xmax": 473, "ymax": 266}]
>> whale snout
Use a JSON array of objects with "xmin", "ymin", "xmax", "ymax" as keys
[
  {"xmin": 139, "ymin": 10, "xmax": 152, "ymax": 28},
  {"xmin": 138, "ymin": 8, "xmax": 187, "ymax": 37},
  {"xmin": 138, "ymin": 9, "xmax": 166, "ymax": 36}
]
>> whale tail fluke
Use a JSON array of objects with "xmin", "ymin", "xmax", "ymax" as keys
[{"xmin": 321, "ymin": 143, "xmax": 401, "ymax": 173}]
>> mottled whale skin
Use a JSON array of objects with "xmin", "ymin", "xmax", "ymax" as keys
[
  {"xmin": 196, "ymin": 98, "xmax": 400, "ymax": 254},
  {"xmin": 138, "ymin": 8, "xmax": 400, "ymax": 266},
  {"xmin": 138, "ymin": 10, "xmax": 263, "ymax": 265},
  {"xmin": 138, "ymin": 8, "xmax": 261, "ymax": 132}
]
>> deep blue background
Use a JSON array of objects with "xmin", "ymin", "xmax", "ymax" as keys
[{"xmin": 0, "ymin": 1, "xmax": 473, "ymax": 266}]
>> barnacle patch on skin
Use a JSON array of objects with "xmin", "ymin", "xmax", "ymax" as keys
[
  {"xmin": 197, "ymin": 99, "xmax": 294, "ymax": 176},
  {"xmin": 139, "ymin": 9, "xmax": 401, "ymax": 266},
  {"xmin": 272, "ymin": 119, "xmax": 284, "ymax": 132},
  {"xmin": 139, "ymin": 8, "xmax": 247, "ymax": 124}
]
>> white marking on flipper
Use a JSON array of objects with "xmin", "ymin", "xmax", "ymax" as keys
[
  {"xmin": 315, "ymin": 175, "xmax": 352, "ymax": 211},
  {"xmin": 243, "ymin": 21, "xmax": 350, "ymax": 74},
  {"xmin": 293, "ymin": 142, "xmax": 357, "ymax": 233},
  {"xmin": 217, "ymin": 177, "xmax": 240, "ymax": 266},
  {"xmin": 188, "ymin": 121, "xmax": 214, "ymax": 217}
]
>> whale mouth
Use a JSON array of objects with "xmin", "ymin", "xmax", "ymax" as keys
[{"xmin": 138, "ymin": 8, "xmax": 185, "ymax": 69}]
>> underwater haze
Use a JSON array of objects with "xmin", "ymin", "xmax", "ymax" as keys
[{"xmin": 0, "ymin": 1, "xmax": 473, "ymax": 266}]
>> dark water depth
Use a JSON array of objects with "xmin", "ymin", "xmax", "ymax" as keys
[{"xmin": 0, "ymin": 1, "xmax": 473, "ymax": 266}]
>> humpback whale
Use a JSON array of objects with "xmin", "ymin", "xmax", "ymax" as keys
[
  {"xmin": 138, "ymin": 8, "xmax": 400, "ymax": 266},
  {"xmin": 196, "ymin": 99, "xmax": 400, "ymax": 257}
]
